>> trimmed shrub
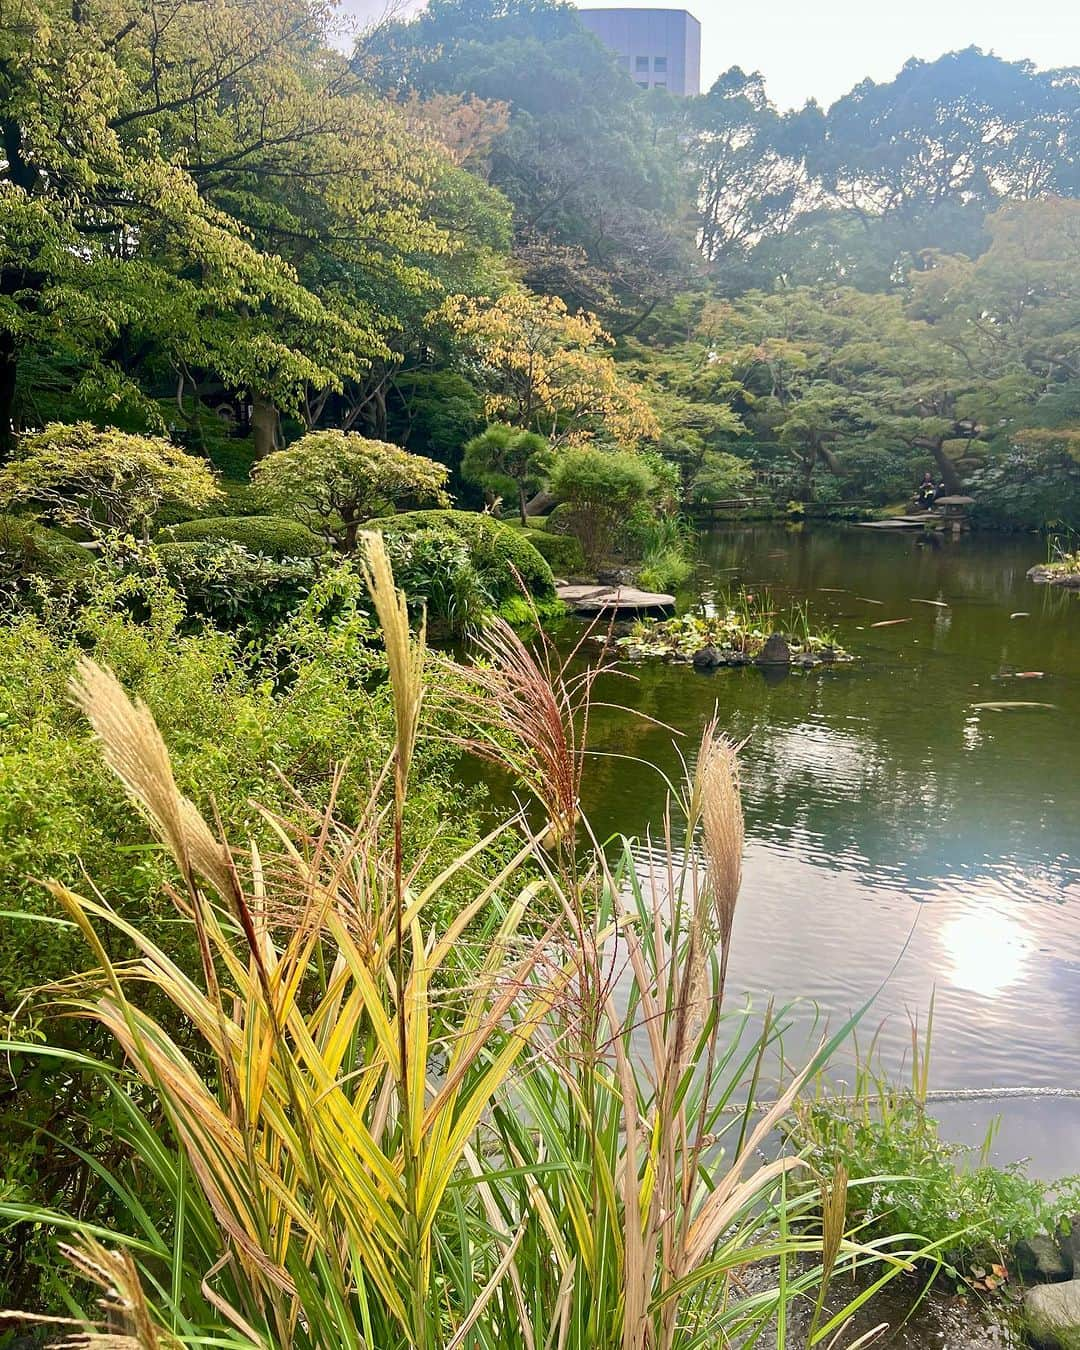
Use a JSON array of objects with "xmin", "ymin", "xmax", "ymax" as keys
[
  {"xmin": 0, "ymin": 514, "xmax": 92, "ymax": 595},
  {"xmin": 520, "ymin": 527, "xmax": 584, "ymax": 576},
  {"xmin": 158, "ymin": 514, "xmax": 326, "ymax": 558}
]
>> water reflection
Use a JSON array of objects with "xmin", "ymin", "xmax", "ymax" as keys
[
  {"xmin": 941, "ymin": 910, "xmax": 1030, "ymax": 998},
  {"xmin": 553, "ymin": 525, "xmax": 1080, "ymax": 1173}
]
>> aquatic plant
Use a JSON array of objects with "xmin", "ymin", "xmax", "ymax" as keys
[
  {"xmin": 615, "ymin": 589, "xmax": 847, "ymax": 664},
  {"xmin": 789, "ymin": 1007, "xmax": 1080, "ymax": 1287}
]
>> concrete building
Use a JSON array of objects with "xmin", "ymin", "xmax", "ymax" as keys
[{"xmin": 577, "ymin": 8, "xmax": 701, "ymax": 96}]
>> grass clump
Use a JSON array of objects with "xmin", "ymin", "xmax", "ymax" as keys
[{"xmin": 0, "ymin": 542, "xmax": 930, "ymax": 1349}]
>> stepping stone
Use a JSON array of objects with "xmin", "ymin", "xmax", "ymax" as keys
[{"xmin": 557, "ymin": 584, "xmax": 675, "ymax": 615}]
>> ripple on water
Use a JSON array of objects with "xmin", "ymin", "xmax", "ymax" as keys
[{"xmin": 573, "ymin": 526, "xmax": 1080, "ymax": 1171}]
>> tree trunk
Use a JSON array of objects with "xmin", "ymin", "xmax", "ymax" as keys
[
  {"xmin": 928, "ymin": 439, "xmax": 963, "ymax": 495},
  {"xmin": 524, "ymin": 489, "xmax": 557, "ymax": 517},
  {"xmin": 251, "ymin": 394, "xmax": 280, "ymax": 458},
  {"xmin": 518, "ymin": 484, "xmax": 528, "ymax": 526},
  {"xmin": 0, "ymin": 329, "xmax": 17, "ymax": 461}
]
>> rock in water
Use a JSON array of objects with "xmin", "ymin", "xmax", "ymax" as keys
[
  {"xmin": 1018, "ymin": 1235, "xmax": 1071, "ymax": 1281},
  {"xmin": 756, "ymin": 633, "xmax": 791, "ymax": 666},
  {"xmin": 692, "ymin": 645, "xmax": 722, "ymax": 670},
  {"xmin": 1025, "ymin": 1280, "xmax": 1080, "ymax": 1349}
]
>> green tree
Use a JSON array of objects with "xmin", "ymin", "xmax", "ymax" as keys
[
  {"xmin": 253, "ymin": 431, "xmax": 450, "ymax": 551},
  {"xmin": 0, "ymin": 423, "xmax": 221, "ymax": 540},
  {"xmin": 548, "ymin": 446, "xmax": 655, "ymax": 566},
  {"xmin": 461, "ymin": 423, "xmax": 550, "ymax": 522}
]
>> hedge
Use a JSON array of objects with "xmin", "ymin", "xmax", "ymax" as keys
[
  {"xmin": 0, "ymin": 514, "xmax": 93, "ymax": 587},
  {"xmin": 520, "ymin": 527, "xmax": 584, "ymax": 576},
  {"xmin": 157, "ymin": 514, "xmax": 326, "ymax": 558},
  {"xmin": 367, "ymin": 510, "xmax": 555, "ymax": 602}
]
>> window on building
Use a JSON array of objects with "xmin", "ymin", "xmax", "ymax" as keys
[
  {"xmin": 654, "ymin": 56, "xmax": 668, "ymax": 72},
  {"xmin": 636, "ymin": 80, "xmax": 649, "ymax": 89},
  {"xmin": 635, "ymin": 55, "xmax": 649, "ymax": 71},
  {"xmin": 654, "ymin": 80, "xmax": 667, "ymax": 88}
]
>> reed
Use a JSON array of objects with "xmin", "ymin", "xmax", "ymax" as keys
[{"xmin": 2, "ymin": 550, "xmax": 930, "ymax": 1349}]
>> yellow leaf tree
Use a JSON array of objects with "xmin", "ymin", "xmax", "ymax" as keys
[{"xmin": 441, "ymin": 292, "xmax": 659, "ymax": 448}]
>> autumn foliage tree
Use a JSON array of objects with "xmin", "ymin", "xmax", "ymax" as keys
[{"xmin": 441, "ymin": 292, "xmax": 660, "ymax": 448}]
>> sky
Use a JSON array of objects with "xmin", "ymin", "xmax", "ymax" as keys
[{"xmin": 339, "ymin": 0, "xmax": 1079, "ymax": 109}]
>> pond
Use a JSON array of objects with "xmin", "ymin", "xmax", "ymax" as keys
[{"xmin": 554, "ymin": 524, "xmax": 1080, "ymax": 1178}]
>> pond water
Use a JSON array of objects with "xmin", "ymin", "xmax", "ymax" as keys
[{"xmin": 556, "ymin": 525, "xmax": 1080, "ymax": 1178}]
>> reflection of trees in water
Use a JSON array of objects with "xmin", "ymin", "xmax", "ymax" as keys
[{"xmin": 571, "ymin": 525, "xmax": 1080, "ymax": 899}]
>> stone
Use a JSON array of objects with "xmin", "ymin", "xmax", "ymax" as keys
[
  {"xmin": 1025, "ymin": 1279, "xmax": 1080, "ymax": 1349},
  {"xmin": 1017, "ymin": 1234, "xmax": 1070, "ymax": 1282},
  {"xmin": 556, "ymin": 583, "xmax": 676, "ymax": 615},
  {"xmin": 755, "ymin": 632, "xmax": 791, "ymax": 666},
  {"xmin": 1060, "ymin": 1217, "xmax": 1080, "ymax": 1277},
  {"xmin": 692, "ymin": 644, "xmax": 722, "ymax": 670}
]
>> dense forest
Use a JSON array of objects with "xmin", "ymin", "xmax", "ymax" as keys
[{"xmin": 3, "ymin": 0, "xmax": 1079, "ymax": 529}]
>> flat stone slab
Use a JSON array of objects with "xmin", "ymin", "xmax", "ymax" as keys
[
  {"xmin": 857, "ymin": 516, "xmax": 935, "ymax": 529},
  {"xmin": 558, "ymin": 583, "xmax": 675, "ymax": 614}
]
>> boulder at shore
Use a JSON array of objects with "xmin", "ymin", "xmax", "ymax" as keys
[
  {"xmin": 1025, "ymin": 1280, "xmax": 1080, "ymax": 1350},
  {"xmin": 756, "ymin": 633, "xmax": 791, "ymax": 666}
]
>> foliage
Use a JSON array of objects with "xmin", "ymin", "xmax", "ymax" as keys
[
  {"xmin": 968, "ymin": 440, "xmax": 1080, "ymax": 532},
  {"xmin": 519, "ymin": 526, "xmax": 585, "ymax": 575},
  {"xmin": 0, "ymin": 514, "xmax": 92, "ymax": 598},
  {"xmin": 158, "ymin": 514, "xmax": 327, "ymax": 558},
  {"xmin": 547, "ymin": 446, "xmax": 656, "ymax": 566},
  {"xmin": 0, "ymin": 423, "xmax": 221, "ymax": 539},
  {"xmin": 632, "ymin": 516, "xmax": 695, "ymax": 592},
  {"xmin": 370, "ymin": 0, "xmax": 695, "ymax": 325},
  {"xmin": 687, "ymin": 450, "xmax": 756, "ymax": 503},
  {"xmin": 1, "ymin": 554, "xmax": 926, "ymax": 1347},
  {"xmin": 253, "ymin": 431, "xmax": 450, "ymax": 552},
  {"xmin": 154, "ymin": 540, "xmax": 318, "ymax": 630},
  {"xmin": 618, "ymin": 597, "xmax": 844, "ymax": 663},
  {"xmin": 0, "ymin": 560, "xmax": 484, "ymax": 1309},
  {"xmin": 461, "ymin": 421, "xmax": 550, "ymax": 522},
  {"xmin": 367, "ymin": 509, "xmax": 555, "ymax": 626},
  {"xmin": 0, "ymin": 0, "xmax": 512, "ymax": 455},
  {"xmin": 441, "ymin": 291, "xmax": 660, "ymax": 446},
  {"xmin": 793, "ymin": 1093, "xmax": 1080, "ymax": 1273}
]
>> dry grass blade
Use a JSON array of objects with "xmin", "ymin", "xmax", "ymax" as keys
[
  {"xmin": 51, "ymin": 1237, "xmax": 180, "ymax": 1349},
  {"xmin": 69, "ymin": 659, "xmax": 234, "ymax": 900},
  {"xmin": 359, "ymin": 530, "xmax": 425, "ymax": 797},
  {"xmin": 693, "ymin": 721, "xmax": 744, "ymax": 962},
  {"xmin": 438, "ymin": 616, "xmax": 597, "ymax": 844}
]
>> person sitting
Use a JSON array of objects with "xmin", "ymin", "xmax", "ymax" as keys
[{"xmin": 916, "ymin": 472, "xmax": 936, "ymax": 509}]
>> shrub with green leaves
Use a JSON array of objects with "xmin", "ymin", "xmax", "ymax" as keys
[
  {"xmin": 548, "ymin": 446, "xmax": 656, "ymax": 567},
  {"xmin": 155, "ymin": 540, "xmax": 319, "ymax": 630},
  {"xmin": 0, "ymin": 514, "xmax": 92, "ymax": 598},
  {"xmin": 157, "ymin": 513, "xmax": 326, "ymax": 558},
  {"xmin": 368, "ymin": 509, "xmax": 556, "ymax": 625},
  {"xmin": 520, "ymin": 526, "xmax": 585, "ymax": 575},
  {"xmin": 0, "ymin": 422, "xmax": 222, "ymax": 539},
  {"xmin": 253, "ymin": 430, "xmax": 451, "ymax": 552}
]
